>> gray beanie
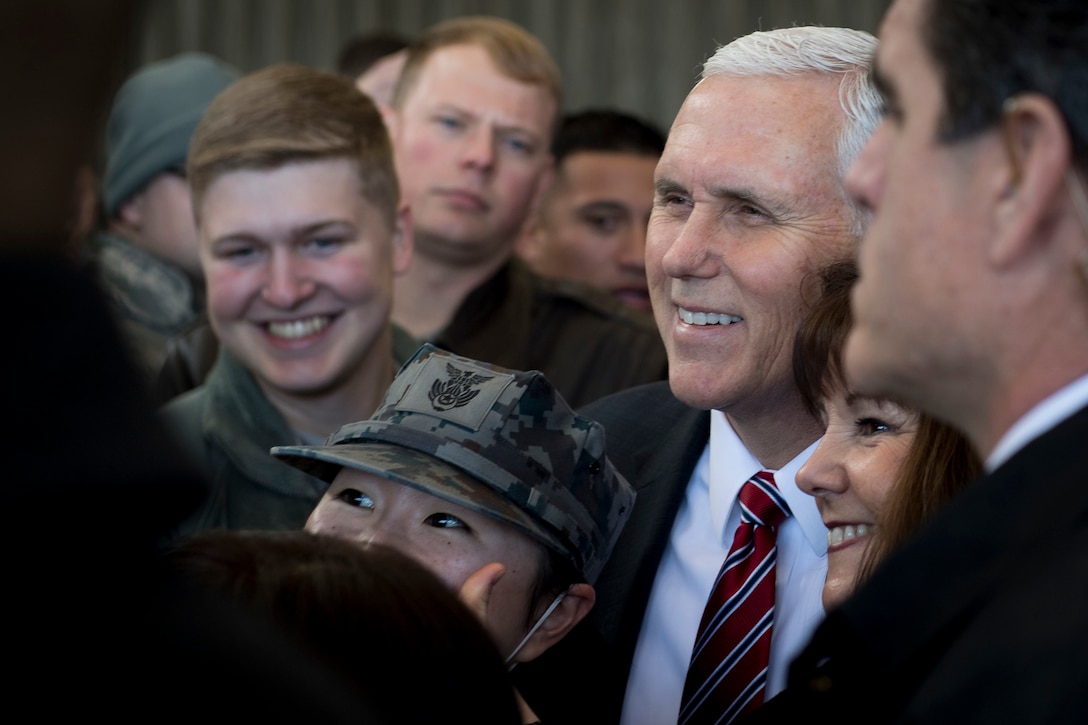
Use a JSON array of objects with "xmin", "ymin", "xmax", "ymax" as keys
[{"xmin": 102, "ymin": 52, "xmax": 239, "ymax": 216}]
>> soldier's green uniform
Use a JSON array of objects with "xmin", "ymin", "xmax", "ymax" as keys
[
  {"xmin": 161, "ymin": 348, "xmax": 327, "ymax": 537},
  {"xmin": 161, "ymin": 334, "xmax": 421, "ymax": 537}
]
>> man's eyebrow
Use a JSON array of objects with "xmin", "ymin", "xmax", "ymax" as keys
[
  {"xmin": 433, "ymin": 102, "xmax": 546, "ymax": 141},
  {"xmin": 707, "ymin": 185, "xmax": 759, "ymax": 204},
  {"xmin": 578, "ymin": 200, "xmax": 628, "ymax": 214},
  {"xmin": 654, "ymin": 177, "xmax": 686, "ymax": 196},
  {"xmin": 708, "ymin": 184, "xmax": 791, "ymax": 217}
]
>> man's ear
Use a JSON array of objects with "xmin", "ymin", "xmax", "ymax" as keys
[
  {"xmin": 379, "ymin": 103, "xmax": 398, "ymax": 134},
  {"xmin": 527, "ymin": 155, "xmax": 556, "ymax": 217},
  {"xmin": 512, "ymin": 583, "xmax": 595, "ymax": 663},
  {"xmin": 991, "ymin": 93, "xmax": 1071, "ymax": 269},
  {"xmin": 514, "ymin": 210, "xmax": 545, "ymax": 265},
  {"xmin": 115, "ymin": 191, "xmax": 146, "ymax": 230}
]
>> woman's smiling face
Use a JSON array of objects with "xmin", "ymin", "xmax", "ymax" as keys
[{"xmin": 796, "ymin": 386, "xmax": 918, "ymax": 610}]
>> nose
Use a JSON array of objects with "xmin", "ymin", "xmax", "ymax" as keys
[
  {"xmin": 844, "ymin": 119, "xmax": 889, "ymax": 215},
  {"xmin": 306, "ymin": 504, "xmax": 393, "ymax": 548},
  {"xmin": 261, "ymin": 249, "xmax": 316, "ymax": 308},
  {"xmin": 460, "ymin": 125, "xmax": 495, "ymax": 173},
  {"xmin": 796, "ymin": 435, "xmax": 850, "ymax": 498},
  {"xmin": 656, "ymin": 207, "xmax": 721, "ymax": 280}
]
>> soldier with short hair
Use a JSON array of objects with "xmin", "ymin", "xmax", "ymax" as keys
[{"xmin": 161, "ymin": 63, "xmax": 414, "ymax": 536}]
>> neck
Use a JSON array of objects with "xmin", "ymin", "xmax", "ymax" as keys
[
  {"xmin": 908, "ymin": 267, "xmax": 1088, "ymax": 461},
  {"xmin": 393, "ymin": 241, "xmax": 509, "ymax": 339},
  {"xmin": 260, "ymin": 336, "xmax": 397, "ymax": 441},
  {"xmin": 723, "ymin": 392, "xmax": 824, "ymax": 471},
  {"xmin": 954, "ymin": 357, "xmax": 1088, "ymax": 463}
]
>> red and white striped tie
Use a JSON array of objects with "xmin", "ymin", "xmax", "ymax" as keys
[{"xmin": 679, "ymin": 470, "xmax": 791, "ymax": 725}]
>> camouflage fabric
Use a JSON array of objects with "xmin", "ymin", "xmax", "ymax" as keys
[
  {"xmin": 272, "ymin": 343, "xmax": 635, "ymax": 584},
  {"xmin": 88, "ymin": 230, "xmax": 202, "ymax": 383}
]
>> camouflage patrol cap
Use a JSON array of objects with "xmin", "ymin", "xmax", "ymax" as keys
[{"xmin": 271, "ymin": 343, "xmax": 634, "ymax": 584}]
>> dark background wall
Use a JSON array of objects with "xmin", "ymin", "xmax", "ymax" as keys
[{"xmin": 134, "ymin": 0, "xmax": 891, "ymax": 133}]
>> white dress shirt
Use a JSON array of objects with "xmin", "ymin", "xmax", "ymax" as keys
[
  {"xmin": 620, "ymin": 410, "xmax": 828, "ymax": 725},
  {"xmin": 987, "ymin": 372, "xmax": 1088, "ymax": 472}
]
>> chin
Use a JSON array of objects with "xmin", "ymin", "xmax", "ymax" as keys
[
  {"xmin": 821, "ymin": 578, "xmax": 856, "ymax": 611},
  {"xmin": 666, "ymin": 357, "xmax": 745, "ymax": 409},
  {"xmin": 668, "ymin": 378, "xmax": 730, "ymax": 410},
  {"xmin": 260, "ymin": 367, "xmax": 343, "ymax": 397}
]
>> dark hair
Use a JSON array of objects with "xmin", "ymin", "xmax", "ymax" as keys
[
  {"xmin": 336, "ymin": 30, "xmax": 410, "ymax": 78},
  {"xmin": 793, "ymin": 260, "xmax": 857, "ymax": 419},
  {"xmin": 793, "ymin": 260, "xmax": 982, "ymax": 584},
  {"xmin": 921, "ymin": 0, "xmax": 1088, "ymax": 167},
  {"xmin": 527, "ymin": 544, "xmax": 581, "ymax": 628},
  {"xmin": 165, "ymin": 530, "xmax": 522, "ymax": 725},
  {"xmin": 552, "ymin": 109, "xmax": 666, "ymax": 163},
  {"xmin": 862, "ymin": 414, "xmax": 981, "ymax": 580}
]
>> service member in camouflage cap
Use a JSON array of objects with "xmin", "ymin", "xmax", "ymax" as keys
[{"xmin": 272, "ymin": 342, "xmax": 635, "ymax": 672}]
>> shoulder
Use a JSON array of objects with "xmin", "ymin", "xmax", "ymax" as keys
[
  {"xmin": 161, "ymin": 384, "xmax": 209, "ymax": 421},
  {"xmin": 160, "ymin": 384, "xmax": 213, "ymax": 467},
  {"xmin": 580, "ymin": 382, "xmax": 708, "ymax": 459},
  {"xmin": 528, "ymin": 267, "xmax": 659, "ymax": 334},
  {"xmin": 153, "ymin": 313, "xmax": 220, "ymax": 406},
  {"xmin": 160, "ymin": 384, "xmax": 211, "ymax": 436},
  {"xmin": 581, "ymin": 381, "xmax": 693, "ymax": 424},
  {"xmin": 526, "ymin": 271, "xmax": 667, "ymax": 370}
]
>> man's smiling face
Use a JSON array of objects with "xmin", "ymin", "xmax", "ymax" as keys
[{"xmin": 648, "ymin": 72, "xmax": 857, "ymax": 414}]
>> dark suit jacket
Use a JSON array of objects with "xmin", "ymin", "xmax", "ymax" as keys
[
  {"xmin": 514, "ymin": 382, "xmax": 710, "ymax": 724},
  {"xmin": 748, "ymin": 401, "xmax": 1088, "ymax": 724},
  {"xmin": 583, "ymin": 382, "xmax": 711, "ymax": 657}
]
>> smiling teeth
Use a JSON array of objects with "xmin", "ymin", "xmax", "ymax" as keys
[
  {"xmin": 827, "ymin": 523, "xmax": 873, "ymax": 547},
  {"xmin": 267, "ymin": 316, "xmax": 330, "ymax": 340},
  {"xmin": 679, "ymin": 307, "xmax": 742, "ymax": 325}
]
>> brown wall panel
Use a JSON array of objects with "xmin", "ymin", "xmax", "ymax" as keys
[{"xmin": 131, "ymin": 0, "xmax": 890, "ymax": 131}]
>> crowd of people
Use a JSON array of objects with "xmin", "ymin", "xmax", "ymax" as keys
[{"xmin": 7, "ymin": 0, "xmax": 1088, "ymax": 722}]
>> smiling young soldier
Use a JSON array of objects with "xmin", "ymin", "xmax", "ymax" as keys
[
  {"xmin": 161, "ymin": 64, "xmax": 413, "ymax": 536},
  {"xmin": 272, "ymin": 343, "xmax": 634, "ymax": 724}
]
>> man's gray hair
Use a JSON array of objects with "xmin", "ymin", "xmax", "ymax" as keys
[{"xmin": 702, "ymin": 26, "xmax": 881, "ymax": 232}]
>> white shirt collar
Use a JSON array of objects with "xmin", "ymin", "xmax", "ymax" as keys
[
  {"xmin": 987, "ymin": 372, "xmax": 1088, "ymax": 471},
  {"xmin": 707, "ymin": 410, "xmax": 827, "ymax": 556}
]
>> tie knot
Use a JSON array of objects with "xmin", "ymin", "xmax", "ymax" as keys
[{"xmin": 738, "ymin": 471, "xmax": 790, "ymax": 529}]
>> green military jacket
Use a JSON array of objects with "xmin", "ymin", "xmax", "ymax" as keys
[
  {"xmin": 161, "ymin": 329, "xmax": 420, "ymax": 539},
  {"xmin": 160, "ymin": 348, "xmax": 326, "ymax": 538}
]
